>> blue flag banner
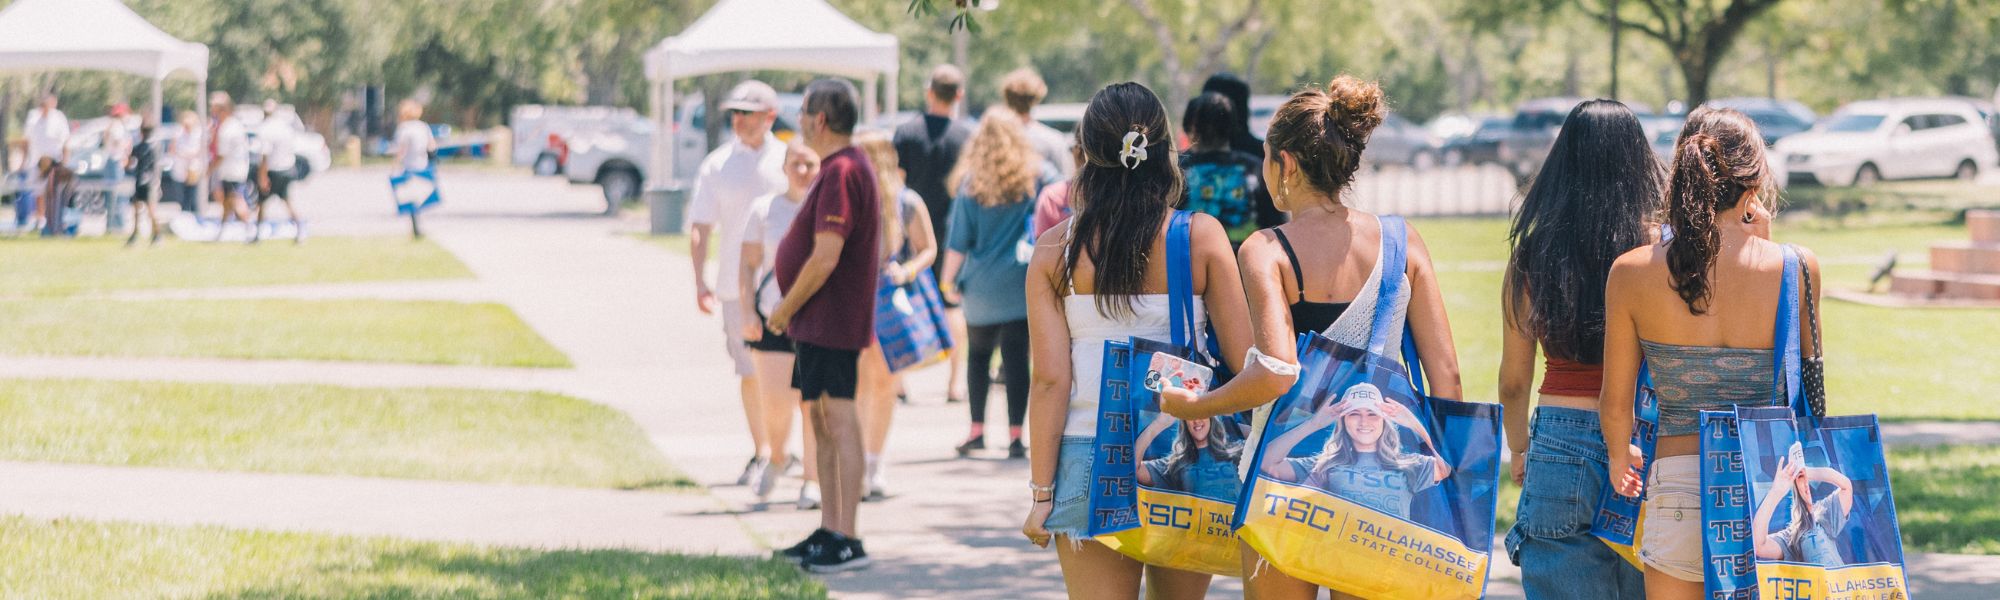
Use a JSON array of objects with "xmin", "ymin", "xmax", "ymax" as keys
[{"xmin": 389, "ymin": 167, "xmax": 442, "ymax": 215}]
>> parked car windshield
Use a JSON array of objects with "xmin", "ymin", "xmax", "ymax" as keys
[{"xmin": 1822, "ymin": 114, "xmax": 1885, "ymax": 133}]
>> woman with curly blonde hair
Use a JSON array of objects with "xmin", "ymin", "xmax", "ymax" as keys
[{"xmin": 940, "ymin": 107, "xmax": 1057, "ymax": 459}]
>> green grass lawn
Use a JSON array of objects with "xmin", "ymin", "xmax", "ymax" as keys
[
  {"xmin": 0, "ymin": 379, "xmax": 686, "ymax": 490},
  {"xmin": 0, "ymin": 236, "xmax": 472, "ymax": 297},
  {"xmin": 1887, "ymin": 444, "xmax": 2000, "ymax": 555},
  {"xmin": 0, "ymin": 298, "xmax": 570, "ymax": 367},
  {"xmin": 0, "ymin": 516, "xmax": 822, "ymax": 599},
  {"xmin": 1496, "ymin": 444, "xmax": 2000, "ymax": 555},
  {"xmin": 1411, "ymin": 217, "xmax": 1998, "ymax": 421}
]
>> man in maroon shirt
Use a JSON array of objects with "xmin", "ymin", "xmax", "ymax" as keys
[{"xmin": 766, "ymin": 78, "xmax": 879, "ymax": 573}]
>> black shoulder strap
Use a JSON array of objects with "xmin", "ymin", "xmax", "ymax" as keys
[{"xmin": 1270, "ymin": 227, "xmax": 1306, "ymax": 303}]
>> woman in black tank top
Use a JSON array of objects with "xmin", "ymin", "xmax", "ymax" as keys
[
  {"xmin": 1153, "ymin": 77, "xmax": 1463, "ymax": 600},
  {"xmin": 1269, "ymin": 227, "xmax": 1350, "ymax": 333}
]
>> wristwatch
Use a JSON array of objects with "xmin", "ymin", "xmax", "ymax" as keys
[{"xmin": 1030, "ymin": 482, "xmax": 1055, "ymax": 503}]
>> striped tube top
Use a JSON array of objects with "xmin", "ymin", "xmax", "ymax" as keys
[{"xmin": 1640, "ymin": 339, "xmax": 1780, "ymax": 437}]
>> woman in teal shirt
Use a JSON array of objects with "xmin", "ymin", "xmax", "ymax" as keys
[{"xmin": 939, "ymin": 108, "xmax": 1057, "ymax": 459}]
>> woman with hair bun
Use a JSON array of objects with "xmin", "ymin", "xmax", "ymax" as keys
[
  {"xmin": 1599, "ymin": 106, "xmax": 1822, "ymax": 598},
  {"xmin": 1156, "ymin": 75, "xmax": 1463, "ymax": 600},
  {"xmin": 1019, "ymin": 81, "xmax": 1254, "ymax": 599}
]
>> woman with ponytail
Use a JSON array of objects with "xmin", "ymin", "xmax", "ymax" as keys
[
  {"xmin": 1599, "ymin": 107, "xmax": 1822, "ymax": 598},
  {"xmin": 1019, "ymin": 82, "xmax": 1254, "ymax": 599},
  {"xmin": 1155, "ymin": 75, "xmax": 1464, "ymax": 600}
]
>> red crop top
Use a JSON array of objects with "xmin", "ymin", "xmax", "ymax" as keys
[{"xmin": 1539, "ymin": 356, "xmax": 1603, "ymax": 397}]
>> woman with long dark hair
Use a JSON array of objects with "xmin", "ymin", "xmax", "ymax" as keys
[
  {"xmin": 1497, "ymin": 99, "xmax": 1661, "ymax": 599},
  {"xmin": 1018, "ymin": 82, "xmax": 1253, "ymax": 599},
  {"xmin": 1155, "ymin": 76, "xmax": 1463, "ymax": 600},
  {"xmin": 1601, "ymin": 107, "xmax": 1822, "ymax": 599}
]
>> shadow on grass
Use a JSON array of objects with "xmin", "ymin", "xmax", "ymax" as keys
[
  {"xmin": 207, "ymin": 546, "xmax": 826, "ymax": 600},
  {"xmin": 1890, "ymin": 445, "xmax": 2000, "ymax": 555},
  {"xmin": 619, "ymin": 475, "xmax": 701, "ymax": 491}
]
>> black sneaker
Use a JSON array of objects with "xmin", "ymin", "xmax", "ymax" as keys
[
  {"xmin": 954, "ymin": 436, "xmax": 985, "ymax": 458},
  {"xmin": 777, "ymin": 528, "xmax": 833, "ymax": 564},
  {"xmin": 802, "ymin": 534, "xmax": 871, "ymax": 573},
  {"xmin": 1008, "ymin": 439, "xmax": 1027, "ymax": 459}
]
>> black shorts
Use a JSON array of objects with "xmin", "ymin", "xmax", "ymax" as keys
[
  {"xmin": 259, "ymin": 172, "xmax": 292, "ymax": 203},
  {"xmin": 745, "ymin": 328, "xmax": 794, "ymax": 354},
  {"xmin": 791, "ymin": 341, "xmax": 859, "ymax": 401},
  {"xmin": 133, "ymin": 182, "xmax": 152, "ymax": 203}
]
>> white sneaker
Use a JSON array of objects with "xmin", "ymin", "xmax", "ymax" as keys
[
  {"xmin": 866, "ymin": 462, "xmax": 887, "ymax": 501},
  {"xmin": 736, "ymin": 456, "xmax": 768, "ymax": 486},
  {"xmin": 797, "ymin": 482, "xmax": 822, "ymax": 510},
  {"xmin": 755, "ymin": 456, "xmax": 786, "ymax": 500}
]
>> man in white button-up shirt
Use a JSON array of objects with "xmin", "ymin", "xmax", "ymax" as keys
[{"xmin": 686, "ymin": 79, "xmax": 789, "ymax": 486}]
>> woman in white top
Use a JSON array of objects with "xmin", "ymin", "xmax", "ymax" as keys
[
  {"xmin": 1020, "ymin": 82, "xmax": 1253, "ymax": 600},
  {"xmin": 1156, "ymin": 76, "xmax": 1463, "ymax": 600},
  {"xmin": 170, "ymin": 113, "xmax": 206, "ymax": 213},
  {"xmin": 390, "ymin": 99, "xmax": 437, "ymax": 237},
  {"xmin": 392, "ymin": 99, "xmax": 436, "ymax": 174}
]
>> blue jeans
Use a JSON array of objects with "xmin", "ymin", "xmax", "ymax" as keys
[
  {"xmin": 1505, "ymin": 406, "xmax": 1645, "ymax": 600},
  {"xmin": 12, "ymin": 186, "xmax": 32, "ymax": 229},
  {"xmin": 1045, "ymin": 436, "xmax": 1095, "ymax": 538}
]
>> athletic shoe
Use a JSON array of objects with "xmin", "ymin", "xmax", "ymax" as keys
[
  {"xmin": 955, "ymin": 436, "xmax": 985, "ymax": 458},
  {"xmin": 784, "ymin": 454, "xmax": 803, "ymax": 477},
  {"xmin": 777, "ymin": 528, "xmax": 833, "ymax": 564},
  {"xmin": 1008, "ymin": 439, "xmax": 1027, "ymax": 460},
  {"xmin": 865, "ymin": 462, "xmax": 887, "ymax": 501},
  {"xmin": 802, "ymin": 534, "xmax": 872, "ymax": 573},
  {"xmin": 736, "ymin": 456, "xmax": 767, "ymax": 486},
  {"xmin": 755, "ymin": 456, "xmax": 786, "ymax": 500},
  {"xmin": 293, "ymin": 220, "xmax": 308, "ymax": 245},
  {"xmin": 797, "ymin": 482, "xmax": 821, "ymax": 510}
]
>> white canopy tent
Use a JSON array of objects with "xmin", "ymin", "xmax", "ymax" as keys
[
  {"xmin": 643, "ymin": 0, "xmax": 899, "ymax": 189},
  {"xmin": 0, "ymin": 0, "xmax": 209, "ymax": 125}
]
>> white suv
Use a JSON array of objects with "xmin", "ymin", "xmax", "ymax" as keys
[{"xmin": 1777, "ymin": 98, "xmax": 1998, "ymax": 186}]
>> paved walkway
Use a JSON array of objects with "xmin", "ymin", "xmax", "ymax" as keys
[{"xmin": 2, "ymin": 167, "xmax": 1995, "ymax": 598}]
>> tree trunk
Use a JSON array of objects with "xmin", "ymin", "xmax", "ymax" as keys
[{"xmin": 1681, "ymin": 59, "xmax": 1713, "ymax": 108}]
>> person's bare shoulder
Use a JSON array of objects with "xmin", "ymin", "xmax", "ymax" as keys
[{"xmin": 1607, "ymin": 243, "xmax": 1666, "ymax": 294}]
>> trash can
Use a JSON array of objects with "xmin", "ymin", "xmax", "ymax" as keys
[{"xmin": 648, "ymin": 185, "xmax": 687, "ymax": 235}]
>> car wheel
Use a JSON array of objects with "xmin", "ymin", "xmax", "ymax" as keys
[
  {"xmin": 1955, "ymin": 160, "xmax": 1978, "ymax": 182},
  {"xmin": 600, "ymin": 169, "xmax": 640, "ymax": 214},
  {"xmin": 1443, "ymin": 149, "xmax": 1464, "ymax": 167},
  {"xmin": 1411, "ymin": 151, "xmax": 1437, "ymax": 171},
  {"xmin": 533, "ymin": 152, "xmax": 561, "ymax": 176},
  {"xmin": 1854, "ymin": 164, "xmax": 1881, "ymax": 186}
]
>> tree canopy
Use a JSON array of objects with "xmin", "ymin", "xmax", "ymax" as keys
[{"xmin": 3, "ymin": 0, "xmax": 1992, "ymax": 137}]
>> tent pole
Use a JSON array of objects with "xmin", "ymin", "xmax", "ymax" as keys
[
  {"xmin": 885, "ymin": 64, "xmax": 899, "ymax": 121},
  {"xmin": 198, "ymin": 76, "xmax": 208, "ymax": 212},
  {"xmin": 149, "ymin": 77, "xmax": 163, "ymax": 124},
  {"xmin": 651, "ymin": 76, "xmax": 675, "ymax": 191},
  {"xmin": 863, "ymin": 74, "xmax": 878, "ymax": 124}
]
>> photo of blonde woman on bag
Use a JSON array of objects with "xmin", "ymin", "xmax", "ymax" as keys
[
  {"xmin": 1134, "ymin": 413, "xmax": 1244, "ymax": 504},
  {"xmin": 1258, "ymin": 382, "xmax": 1451, "ymax": 520}
]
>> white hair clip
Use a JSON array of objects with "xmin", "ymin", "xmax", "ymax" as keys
[{"xmin": 1119, "ymin": 131, "xmax": 1149, "ymax": 169}]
